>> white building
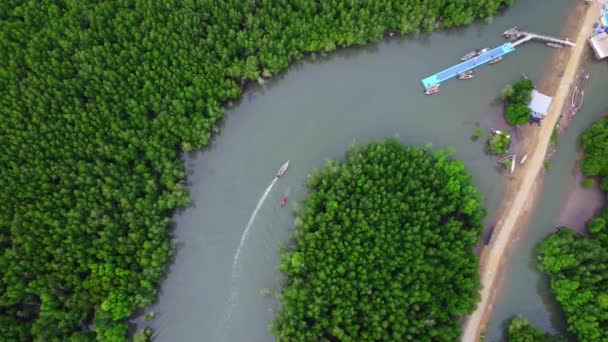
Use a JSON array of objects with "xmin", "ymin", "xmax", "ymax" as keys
[
  {"xmin": 589, "ymin": 32, "xmax": 608, "ymax": 59},
  {"xmin": 528, "ymin": 90, "xmax": 552, "ymax": 120}
]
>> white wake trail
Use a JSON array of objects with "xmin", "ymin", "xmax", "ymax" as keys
[{"xmin": 218, "ymin": 177, "xmax": 278, "ymax": 334}]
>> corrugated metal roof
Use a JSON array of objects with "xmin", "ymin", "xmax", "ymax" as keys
[{"xmin": 528, "ymin": 90, "xmax": 552, "ymax": 117}]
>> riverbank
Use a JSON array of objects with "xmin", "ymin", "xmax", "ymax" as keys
[
  {"xmin": 556, "ymin": 150, "xmax": 605, "ymax": 232},
  {"xmin": 461, "ymin": 1, "xmax": 601, "ymax": 341}
]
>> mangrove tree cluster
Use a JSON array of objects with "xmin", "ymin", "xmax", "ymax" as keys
[
  {"xmin": 537, "ymin": 117, "xmax": 608, "ymax": 341},
  {"xmin": 507, "ymin": 316, "xmax": 564, "ymax": 342},
  {"xmin": 272, "ymin": 139, "xmax": 486, "ymax": 341},
  {"xmin": 487, "ymin": 131, "xmax": 511, "ymax": 155},
  {"xmin": 1, "ymin": 0, "xmax": 512, "ymax": 340},
  {"xmin": 503, "ymin": 79, "xmax": 534, "ymax": 126}
]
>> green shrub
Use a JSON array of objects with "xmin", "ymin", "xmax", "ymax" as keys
[
  {"xmin": 507, "ymin": 316, "xmax": 564, "ymax": 342},
  {"xmin": 471, "ymin": 129, "xmax": 485, "ymax": 141},
  {"xmin": 506, "ymin": 104, "xmax": 532, "ymax": 126},
  {"xmin": 503, "ymin": 79, "xmax": 534, "ymax": 126},
  {"xmin": 487, "ymin": 133, "xmax": 511, "ymax": 155},
  {"xmin": 582, "ymin": 178, "xmax": 595, "ymax": 188},
  {"xmin": 501, "ymin": 84, "xmax": 514, "ymax": 101}
]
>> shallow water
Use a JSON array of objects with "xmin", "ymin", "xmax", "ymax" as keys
[
  {"xmin": 146, "ymin": 1, "xmax": 575, "ymax": 340},
  {"xmin": 485, "ymin": 57, "xmax": 608, "ymax": 342}
]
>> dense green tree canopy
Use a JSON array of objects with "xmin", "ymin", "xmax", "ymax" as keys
[
  {"xmin": 537, "ymin": 117, "xmax": 608, "ymax": 341},
  {"xmin": 272, "ymin": 139, "xmax": 486, "ymax": 341},
  {"xmin": 581, "ymin": 117, "xmax": 608, "ymax": 190},
  {"xmin": 503, "ymin": 79, "xmax": 534, "ymax": 126},
  {"xmin": 507, "ymin": 316, "xmax": 564, "ymax": 342},
  {"xmin": 1, "ymin": 0, "xmax": 512, "ymax": 340}
]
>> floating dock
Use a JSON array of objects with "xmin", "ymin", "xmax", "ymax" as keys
[
  {"xmin": 421, "ymin": 28, "xmax": 575, "ymax": 90},
  {"xmin": 421, "ymin": 43, "xmax": 515, "ymax": 88}
]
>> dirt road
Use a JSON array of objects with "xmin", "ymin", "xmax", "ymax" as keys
[{"xmin": 460, "ymin": 2, "xmax": 600, "ymax": 341}]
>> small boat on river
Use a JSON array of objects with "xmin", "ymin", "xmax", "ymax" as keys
[
  {"xmin": 489, "ymin": 56, "xmax": 503, "ymax": 65},
  {"xmin": 276, "ymin": 160, "xmax": 289, "ymax": 178},
  {"xmin": 547, "ymin": 43, "xmax": 563, "ymax": 48},
  {"xmin": 425, "ymin": 85, "xmax": 440, "ymax": 95},
  {"xmin": 458, "ymin": 70, "xmax": 475, "ymax": 80},
  {"xmin": 280, "ymin": 186, "xmax": 290, "ymax": 207},
  {"xmin": 477, "ymin": 47, "xmax": 489, "ymax": 55}
]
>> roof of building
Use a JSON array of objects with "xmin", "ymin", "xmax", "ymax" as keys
[
  {"xmin": 528, "ymin": 90, "xmax": 552, "ymax": 118},
  {"xmin": 589, "ymin": 32, "xmax": 608, "ymax": 59}
]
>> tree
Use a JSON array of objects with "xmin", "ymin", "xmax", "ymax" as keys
[
  {"xmin": 502, "ymin": 79, "xmax": 534, "ymax": 126},
  {"xmin": 501, "ymin": 84, "xmax": 514, "ymax": 101},
  {"xmin": 506, "ymin": 104, "xmax": 532, "ymax": 126},
  {"xmin": 537, "ymin": 116, "xmax": 608, "ymax": 341},
  {"xmin": 507, "ymin": 316, "xmax": 564, "ymax": 342},
  {"xmin": 0, "ymin": 1, "xmax": 514, "ymax": 339},
  {"xmin": 272, "ymin": 139, "xmax": 486, "ymax": 341},
  {"xmin": 487, "ymin": 132, "xmax": 511, "ymax": 155}
]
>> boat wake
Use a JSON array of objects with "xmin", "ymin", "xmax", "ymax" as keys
[{"xmin": 218, "ymin": 177, "xmax": 278, "ymax": 335}]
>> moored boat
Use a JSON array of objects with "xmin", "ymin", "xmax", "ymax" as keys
[
  {"xmin": 546, "ymin": 43, "xmax": 563, "ymax": 48},
  {"xmin": 477, "ymin": 47, "xmax": 489, "ymax": 55},
  {"xmin": 460, "ymin": 50, "xmax": 478, "ymax": 61},
  {"xmin": 424, "ymin": 85, "xmax": 440, "ymax": 95},
  {"xmin": 276, "ymin": 160, "xmax": 289, "ymax": 177},
  {"xmin": 489, "ymin": 56, "xmax": 503, "ymax": 64},
  {"xmin": 457, "ymin": 70, "xmax": 475, "ymax": 80}
]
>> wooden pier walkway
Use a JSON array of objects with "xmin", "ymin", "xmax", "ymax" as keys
[{"xmin": 504, "ymin": 28, "xmax": 576, "ymax": 47}]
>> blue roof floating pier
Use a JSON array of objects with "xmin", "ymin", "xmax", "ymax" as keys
[{"xmin": 421, "ymin": 43, "xmax": 515, "ymax": 88}]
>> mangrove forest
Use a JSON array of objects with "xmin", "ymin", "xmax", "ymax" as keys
[
  {"xmin": 272, "ymin": 139, "xmax": 486, "ymax": 341},
  {"xmin": 1, "ymin": 0, "xmax": 513, "ymax": 340}
]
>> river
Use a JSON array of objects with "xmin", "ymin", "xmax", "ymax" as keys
[{"xmin": 148, "ymin": 1, "xmax": 575, "ymax": 340}]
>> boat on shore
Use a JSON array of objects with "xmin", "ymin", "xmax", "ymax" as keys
[
  {"xmin": 457, "ymin": 70, "xmax": 475, "ymax": 80},
  {"xmin": 276, "ymin": 160, "xmax": 289, "ymax": 177},
  {"xmin": 489, "ymin": 56, "xmax": 503, "ymax": 64},
  {"xmin": 546, "ymin": 43, "xmax": 563, "ymax": 48},
  {"xmin": 520, "ymin": 154, "xmax": 528, "ymax": 165},
  {"xmin": 424, "ymin": 85, "xmax": 440, "ymax": 95}
]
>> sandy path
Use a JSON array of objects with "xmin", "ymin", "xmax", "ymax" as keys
[{"xmin": 460, "ymin": 2, "xmax": 600, "ymax": 341}]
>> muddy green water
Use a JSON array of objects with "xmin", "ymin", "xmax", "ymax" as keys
[{"xmin": 147, "ymin": 1, "xmax": 575, "ymax": 340}]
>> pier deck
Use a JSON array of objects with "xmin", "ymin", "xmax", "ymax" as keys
[
  {"xmin": 421, "ymin": 43, "xmax": 515, "ymax": 88},
  {"xmin": 504, "ymin": 28, "xmax": 576, "ymax": 47}
]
